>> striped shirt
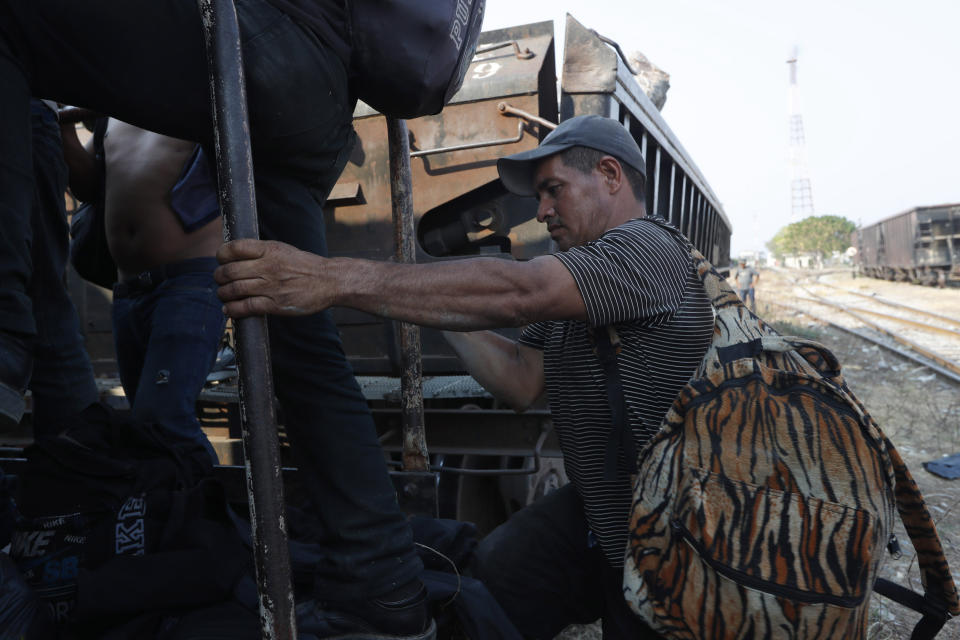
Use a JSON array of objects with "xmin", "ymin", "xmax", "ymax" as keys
[{"xmin": 519, "ymin": 217, "xmax": 714, "ymax": 567}]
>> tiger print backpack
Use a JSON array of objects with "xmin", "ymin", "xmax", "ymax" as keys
[{"xmin": 621, "ymin": 249, "xmax": 960, "ymax": 639}]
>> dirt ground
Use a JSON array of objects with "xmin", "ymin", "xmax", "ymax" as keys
[
  {"xmin": 560, "ymin": 268, "xmax": 960, "ymax": 640},
  {"xmin": 759, "ymin": 269, "xmax": 960, "ymax": 640}
]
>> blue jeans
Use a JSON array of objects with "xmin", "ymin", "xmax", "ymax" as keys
[
  {"xmin": 0, "ymin": 101, "xmax": 98, "ymax": 433},
  {"xmin": 738, "ymin": 287, "xmax": 755, "ymax": 311},
  {"xmin": 0, "ymin": 0, "xmax": 419, "ymax": 599},
  {"xmin": 112, "ymin": 259, "xmax": 225, "ymax": 466}
]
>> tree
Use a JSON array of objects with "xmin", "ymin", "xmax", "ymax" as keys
[{"xmin": 766, "ymin": 215, "xmax": 856, "ymax": 260}]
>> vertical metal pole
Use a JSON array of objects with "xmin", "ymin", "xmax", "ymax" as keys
[
  {"xmin": 385, "ymin": 118, "xmax": 429, "ymax": 472},
  {"xmin": 197, "ymin": 1, "xmax": 296, "ymax": 637}
]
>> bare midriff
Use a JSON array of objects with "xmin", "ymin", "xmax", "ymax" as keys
[{"xmin": 103, "ymin": 120, "xmax": 223, "ymax": 282}]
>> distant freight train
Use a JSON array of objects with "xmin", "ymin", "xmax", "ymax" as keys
[{"xmin": 853, "ymin": 203, "xmax": 960, "ymax": 286}]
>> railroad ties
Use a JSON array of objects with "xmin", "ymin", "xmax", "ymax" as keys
[{"xmin": 767, "ymin": 271, "xmax": 960, "ymax": 385}]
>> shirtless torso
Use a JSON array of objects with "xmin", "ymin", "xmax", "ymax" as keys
[
  {"xmin": 101, "ymin": 120, "xmax": 222, "ymax": 281},
  {"xmin": 61, "ymin": 117, "xmax": 225, "ymax": 466}
]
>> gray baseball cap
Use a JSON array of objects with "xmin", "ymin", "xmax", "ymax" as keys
[{"xmin": 497, "ymin": 114, "xmax": 647, "ymax": 197}]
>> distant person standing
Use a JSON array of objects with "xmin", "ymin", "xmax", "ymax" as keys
[
  {"xmin": 734, "ymin": 260, "xmax": 759, "ymax": 311},
  {"xmin": 61, "ymin": 118, "xmax": 224, "ymax": 468}
]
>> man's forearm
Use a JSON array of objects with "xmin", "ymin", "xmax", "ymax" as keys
[
  {"xmin": 442, "ymin": 330, "xmax": 544, "ymax": 411},
  {"xmin": 216, "ymin": 239, "xmax": 586, "ymax": 326},
  {"xmin": 332, "ymin": 257, "xmax": 544, "ymax": 330}
]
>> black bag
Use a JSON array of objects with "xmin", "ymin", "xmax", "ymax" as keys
[
  {"xmin": 10, "ymin": 403, "xmax": 251, "ymax": 632},
  {"xmin": 346, "ymin": 0, "xmax": 485, "ymax": 119},
  {"xmin": 0, "ymin": 552, "xmax": 55, "ymax": 639},
  {"xmin": 68, "ymin": 117, "xmax": 117, "ymax": 290}
]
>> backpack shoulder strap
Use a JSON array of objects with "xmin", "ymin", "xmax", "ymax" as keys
[
  {"xmin": 591, "ymin": 326, "xmax": 638, "ymax": 481},
  {"xmin": 877, "ymin": 436, "xmax": 960, "ymax": 636}
]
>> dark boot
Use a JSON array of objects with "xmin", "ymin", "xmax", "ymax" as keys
[{"xmin": 297, "ymin": 579, "xmax": 435, "ymax": 640}]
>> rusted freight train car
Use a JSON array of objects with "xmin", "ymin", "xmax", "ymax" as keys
[
  {"xmin": 854, "ymin": 203, "xmax": 960, "ymax": 285},
  {"xmin": 47, "ymin": 15, "xmax": 732, "ymax": 527},
  {"xmin": 319, "ymin": 14, "xmax": 732, "ymax": 524},
  {"xmin": 329, "ymin": 14, "xmax": 731, "ymax": 377}
]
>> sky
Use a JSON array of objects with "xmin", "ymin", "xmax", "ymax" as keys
[{"xmin": 481, "ymin": 0, "xmax": 960, "ymax": 256}]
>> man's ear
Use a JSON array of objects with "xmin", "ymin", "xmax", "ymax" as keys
[{"xmin": 597, "ymin": 156, "xmax": 623, "ymax": 194}]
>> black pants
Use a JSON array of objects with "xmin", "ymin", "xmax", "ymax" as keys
[
  {"xmin": 474, "ymin": 485, "xmax": 662, "ymax": 639},
  {"xmin": 0, "ymin": 0, "xmax": 419, "ymax": 600}
]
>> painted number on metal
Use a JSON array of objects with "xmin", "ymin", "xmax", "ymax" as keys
[{"xmin": 472, "ymin": 62, "xmax": 502, "ymax": 79}]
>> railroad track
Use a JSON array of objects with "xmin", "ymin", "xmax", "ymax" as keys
[{"xmin": 765, "ymin": 271, "xmax": 960, "ymax": 384}]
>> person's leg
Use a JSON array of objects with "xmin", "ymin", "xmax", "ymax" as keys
[
  {"xmin": 158, "ymin": 601, "xmax": 260, "ymax": 640},
  {"xmin": 0, "ymin": 0, "xmax": 212, "ymax": 144},
  {"xmin": 232, "ymin": 0, "xmax": 423, "ymax": 604},
  {"xmin": 256, "ymin": 167, "xmax": 423, "ymax": 599},
  {"xmin": 123, "ymin": 264, "xmax": 224, "ymax": 466},
  {"xmin": 0, "ymin": 36, "xmax": 36, "ymax": 426},
  {"xmin": 473, "ymin": 485, "xmax": 607, "ymax": 638},
  {"xmin": 3, "ymin": 0, "xmax": 423, "ymax": 623},
  {"xmin": 111, "ymin": 286, "xmax": 147, "ymax": 410},
  {"xmin": 0, "ymin": 0, "xmax": 215, "ymax": 425},
  {"xmin": 26, "ymin": 100, "xmax": 98, "ymax": 437}
]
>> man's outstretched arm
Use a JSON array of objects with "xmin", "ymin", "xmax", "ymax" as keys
[
  {"xmin": 215, "ymin": 239, "xmax": 587, "ymax": 331},
  {"xmin": 442, "ymin": 330, "xmax": 545, "ymax": 412}
]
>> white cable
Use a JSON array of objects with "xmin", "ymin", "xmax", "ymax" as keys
[{"xmin": 414, "ymin": 542, "xmax": 462, "ymax": 608}]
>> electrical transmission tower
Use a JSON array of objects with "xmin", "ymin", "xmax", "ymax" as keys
[{"xmin": 787, "ymin": 48, "xmax": 815, "ymax": 222}]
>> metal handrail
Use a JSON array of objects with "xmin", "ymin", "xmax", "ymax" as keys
[
  {"xmin": 197, "ymin": 0, "xmax": 296, "ymax": 637},
  {"xmin": 474, "ymin": 40, "xmax": 535, "ymax": 59},
  {"xmin": 497, "ymin": 101, "xmax": 557, "ymax": 131},
  {"xmin": 589, "ymin": 29, "xmax": 638, "ymax": 75},
  {"xmin": 387, "ymin": 117, "xmax": 430, "ymax": 472},
  {"xmin": 384, "ymin": 426, "xmax": 552, "ymax": 476},
  {"xmin": 409, "ymin": 101, "xmax": 557, "ymax": 159},
  {"xmin": 410, "ymin": 119, "xmax": 525, "ymax": 158}
]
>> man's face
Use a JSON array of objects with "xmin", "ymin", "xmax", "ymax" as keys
[{"xmin": 531, "ymin": 154, "xmax": 606, "ymax": 251}]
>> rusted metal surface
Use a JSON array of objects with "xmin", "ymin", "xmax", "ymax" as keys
[
  {"xmin": 355, "ymin": 21, "xmax": 556, "ymax": 118},
  {"xmin": 331, "ymin": 97, "xmax": 547, "ymax": 265},
  {"xmin": 410, "ymin": 119, "xmax": 525, "ymax": 158},
  {"xmin": 589, "ymin": 30, "xmax": 639, "ymax": 74},
  {"xmin": 328, "ymin": 16, "xmax": 733, "ymax": 375},
  {"xmin": 389, "ymin": 427, "xmax": 552, "ymax": 477},
  {"xmin": 497, "ymin": 101, "xmax": 557, "ymax": 131},
  {"xmin": 474, "ymin": 39, "xmax": 535, "ymax": 59},
  {"xmin": 328, "ymin": 23, "xmax": 557, "ymax": 375},
  {"xmin": 387, "ymin": 117, "xmax": 430, "ymax": 473},
  {"xmin": 390, "ymin": 471, "xmax": 440, "ymax": 518},
  {"xmin": 197, "ymin": 0, "xmax": 295, "ymax": 637}
]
